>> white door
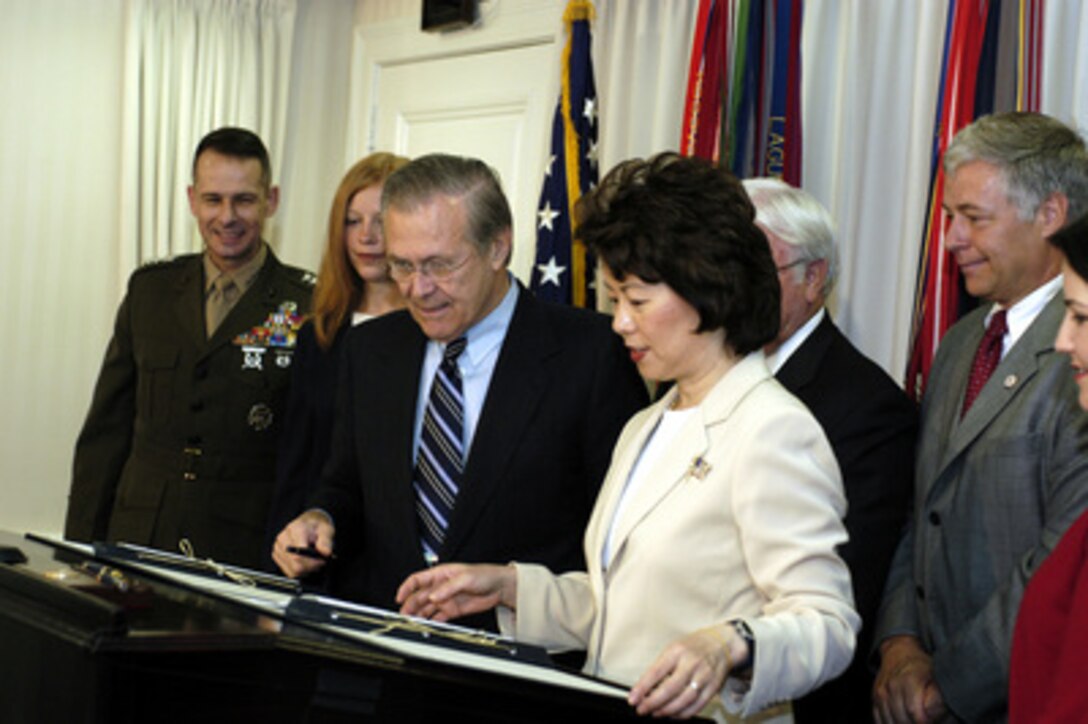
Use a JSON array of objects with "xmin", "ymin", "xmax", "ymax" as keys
[
  {"xmin": 353, "ymin": 3, "xmax": 565, "ymax": 282},
  {"xmin": 374, "ymin": 43, "xmax": 555, "ymax": 281}
]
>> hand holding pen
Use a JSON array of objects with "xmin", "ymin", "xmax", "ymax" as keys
[
  {"xmin": 272, "ymin": 509, "xmax": 336, "ymax": 578},
  {"xmin": 285, "ymin": 545, "xmax": 335, "ymax": 562}
]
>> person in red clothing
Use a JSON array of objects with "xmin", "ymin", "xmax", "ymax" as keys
[{"xmin": 1010, "ymin": 211, "xmax": 1088, "ymax": 723}]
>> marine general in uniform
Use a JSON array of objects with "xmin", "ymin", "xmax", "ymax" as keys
[{"xmin": 65, "ymin": 127, "xmax": 313, "ymax": 569}]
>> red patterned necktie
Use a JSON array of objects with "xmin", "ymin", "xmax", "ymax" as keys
[{"xmin": 961, "ymin": 309, "xmax": 1008, "ymax": 417}]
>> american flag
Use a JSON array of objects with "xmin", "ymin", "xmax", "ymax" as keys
[{"xmin": 530, "ymin": 0, "xmax": 599, "ymax": 308}]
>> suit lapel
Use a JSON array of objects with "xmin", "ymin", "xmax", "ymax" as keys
[
  {"xmin": 173, "ymin": 256, "xmax": 208, "ymax": 350},
  {"xmin": 374, "ymin": 317, "xmax": 429, "ymax": 561},
  {"xmin": 441, "ymin": 290, "xmax": 553, "ymax": 558},
  {"xmin": 583, "ymin": 405, "xmax": 659, "ymax": 562},
  {"xmin": 605, "ymin": 397, "xmax": 709, "ymax": 566},
  {"xmin": 921, "ymin": 310, "xmax": 985, "ymax": 482},
  {"xmin": 935, "ymin": 294, "xmax": 1062, "ymax": 479},
  {"xmin": 602, "ymin": 354, "xmax": 769, "ymax": 569}
]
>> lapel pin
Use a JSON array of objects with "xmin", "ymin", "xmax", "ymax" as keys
[
  {"xmin": 1003, "ymin": 374, "xmax": 1018, "ymax": 389},
  {"xmin": 248, "ymin": 403, "xmax": 274, "ymax": 432},
  {"xmin": 687, "ymin": 456, "xmax": 712, "ymax": 480}
]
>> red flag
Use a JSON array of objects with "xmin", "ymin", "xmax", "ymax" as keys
[
  {"xmin": 904, "ymin": 0, "xmax": 1044, "ymax": 399},
  {"xmin": 681, "ymin": 0, "xmax": 729, "ymax": 160},
  {"xmin": 904, "ymin": 1, "xmax": 988, "ymax": 400}
]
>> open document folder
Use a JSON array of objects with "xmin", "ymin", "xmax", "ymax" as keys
[
  {"xmin": 31, "ymin": 534, "xmax": 627, "ymax": 700},
  {"xmin": 281, "ymin": 594, "xmax": 626, "ymax": 697}
]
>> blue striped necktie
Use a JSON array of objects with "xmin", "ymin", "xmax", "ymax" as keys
[{"xmin": 414, "ymin": 336, "xmax": 468, "ymax": 565}]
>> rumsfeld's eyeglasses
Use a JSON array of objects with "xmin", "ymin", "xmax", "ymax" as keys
[{"xmin": 388, "ymin": 253, "xmax": 474, "ymax": 282}]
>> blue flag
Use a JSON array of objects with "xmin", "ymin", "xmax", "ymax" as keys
[{"xmin": 530, "ymin": 0, "xmax": 599, "ymax": 308}]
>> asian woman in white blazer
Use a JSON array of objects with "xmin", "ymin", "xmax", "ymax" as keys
[{"xmin": 397, "ymin": 153, "xmax": 859, "ymax": 722}]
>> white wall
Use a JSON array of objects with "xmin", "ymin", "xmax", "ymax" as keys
[
  {"xmin": 0, "ymin": 0, "xmax": 357, "ymax": 535},
  {"xmin": 0, "ymin": 0, "xmax": 125, "ymax": 535}
]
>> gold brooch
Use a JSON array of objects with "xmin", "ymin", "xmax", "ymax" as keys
[{"xmin": 687, "ymin": 456, "xmax": 712, "ymax": 480}]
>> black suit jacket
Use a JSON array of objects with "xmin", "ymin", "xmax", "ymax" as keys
[
  {"xmin": 66, "ymin": 249, "xmax": 314, "ymax": 569},
  {"xmin": 777, "ymin": 315, "xmax": 917, "ymax": 724},
  {"xmin": 310, "ymin": 286, "xmax": 649, "ymax": 619}
]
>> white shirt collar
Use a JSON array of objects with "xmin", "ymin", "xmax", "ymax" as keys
[
  {"xmin": 985, "ymin": 274, "xmax": 1062, "ymax": 357},
  {"xmin": 765, "ymin": 307, "xmax": 826, "ymax": 374}
]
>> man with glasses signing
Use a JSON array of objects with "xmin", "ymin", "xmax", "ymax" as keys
[{"xmin": 273, "ymin": 154, "xmax": 647, "ymax": 627}]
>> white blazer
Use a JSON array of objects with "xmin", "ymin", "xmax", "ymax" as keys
[{"xmin": 500, "ymin": 353, "xmax": 859, "ymax": 722}]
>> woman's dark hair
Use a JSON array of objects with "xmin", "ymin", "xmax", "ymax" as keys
[
  {"xmin": 1051, "ymin": 212, "xmax": 1088, "ymax": 282},
  {"xmin": 576, "ymin": 152, "xmax": 779, "ymax": 355}
]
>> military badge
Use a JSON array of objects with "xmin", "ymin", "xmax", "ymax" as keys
[
  {"xmin": 248, "ymin": 403, "xmax": 274, "ymax": 432},
  {"xmin": 241, "ymin": 346, "xmax": 266, "ymax": 371},
  {"xmin": 234, "ymin": 301, "xmax": 304, "ymax": 370}
]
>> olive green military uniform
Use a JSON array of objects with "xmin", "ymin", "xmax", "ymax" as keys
[{"xmin": 65, "ymin": 248, "xmax": 313, "ymax": 569}]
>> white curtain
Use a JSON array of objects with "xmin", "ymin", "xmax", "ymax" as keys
[
  {"xmin": 276, "ymin": 0, "xmax": 357, "ymax": 272},
  {"xmin": 593, "ymin": 0, "xmax": 946, "ymax": 377},
  {"xmin": 802, "ymin": 0, "xmax": 948, "ymax": 377},
  {"xmin": 594, "ymin": 0, "xmax": 698, "ymax": 172},
  {"xmin": 1042, "ymin": 1, "xmax": 1088, "ymax": 136},
  {"xmin": 119, "ymin": 0, "xmax": 298, "ymax": 270}
]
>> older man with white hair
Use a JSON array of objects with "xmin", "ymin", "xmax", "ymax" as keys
[{"xmin": 744, "ymin": 178, "xmax": 918, "ymax": 724}]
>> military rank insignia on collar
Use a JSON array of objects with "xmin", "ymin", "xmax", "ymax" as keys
[{"xmin": 234, "ymin": 301, "xmax": 304, "ymax": 371}]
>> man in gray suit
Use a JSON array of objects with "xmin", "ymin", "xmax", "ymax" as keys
[{"xmin": 873, "ymin": 112, "xmax": 1088, "ymax": 723}]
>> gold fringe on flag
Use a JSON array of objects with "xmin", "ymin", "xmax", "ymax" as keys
[{"xmin": 560, "ymin": 0, "xmax": 595, "ymax": 307}]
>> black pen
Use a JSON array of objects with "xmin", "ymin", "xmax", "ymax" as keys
[{"xmin": 286, "ymin": 545, "xmax": 335, "ymax": 562}]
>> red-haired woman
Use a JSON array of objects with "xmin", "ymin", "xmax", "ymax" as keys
[{"xmin": 265, "ymin": 153, "xmax": 409, "ymax": 565}]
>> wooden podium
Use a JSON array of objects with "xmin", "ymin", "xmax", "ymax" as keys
[{"xmin": 0, "ymin": 530, "xmax": 648, "ymax": 723}]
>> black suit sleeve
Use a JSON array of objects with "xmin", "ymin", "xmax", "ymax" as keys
[
  {"xmin": 265, "ymin": 321, "xmax": 323, "ymax": 560},
  {"xmin": 305, "ymin": 327, "xmax": 369, "ymax": 553},
  {"xmin": 66, "ymin": 291, "xmax": 137, "ymax": 541}
]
